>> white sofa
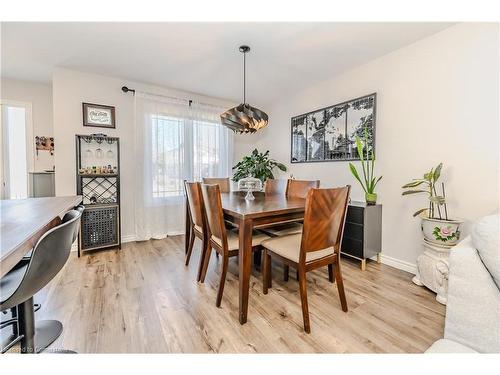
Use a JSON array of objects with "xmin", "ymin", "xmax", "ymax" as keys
[{"xmin": 426, "ymin": 214, "xmax": 500, "ymax": 353}]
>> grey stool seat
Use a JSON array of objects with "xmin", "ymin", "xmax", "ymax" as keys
[{"xmin": 0, "ymin": 207, "xmax": 82, "ymax": 353}]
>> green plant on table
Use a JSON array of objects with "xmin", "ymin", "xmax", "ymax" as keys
[{"xmin": 232, "ymin": 149, "xmax": 287, "ymax": 183}]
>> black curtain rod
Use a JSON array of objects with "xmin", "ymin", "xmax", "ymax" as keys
[
  {"xmin": 122, "ymin": 85, "xmax": 193, "ymax": 106},
  {"xmin": 121, "ymin": 86, "xmax": 135, "ymax": 94}
]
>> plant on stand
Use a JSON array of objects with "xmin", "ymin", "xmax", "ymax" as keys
[
  {"xmin": 401, "ymin": 162, "xmax": 463, "ymax": 246},
  {"xmin": 348, "ymin": 127, "xmax": 382, "ymax": 205}
]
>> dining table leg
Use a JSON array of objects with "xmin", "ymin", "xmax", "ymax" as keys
[{"xmin": 238, "ymin": 217, "xmax": 253, "ymax": 324}]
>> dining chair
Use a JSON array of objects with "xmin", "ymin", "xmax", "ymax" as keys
[
  {"xmin": 199, "ymin": 183, "xmax": 270, "ymax": 307},
  {"xmin": 262, "ymin": 179, "xmax": 320, "ymax": 237},
  {"xmin": 286, "ymin": 179, "xmax": 321, "ymax": 198},
  {"xmin": 184, "ymin": 181, "xmax": 209, "ymax": 281},
  {"xmin": 202, "ymin": 177, "xmax": 231, "ymax": 193},
  {"xmin": 264, "ymin": 178, "xmax": 287, "ymax": 195},
  {"xmin": 261, "ymin": 186, "xmax": 351, "ymax": 333}
]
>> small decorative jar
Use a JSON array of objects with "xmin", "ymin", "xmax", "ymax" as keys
[{"xmin": 238, "ymin": 177, "xmax": 262, "ymax": 200}]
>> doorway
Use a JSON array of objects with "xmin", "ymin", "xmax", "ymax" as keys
[{"xmin": 1, "ymin": 101, "xmax": 33, "ymax": 199}]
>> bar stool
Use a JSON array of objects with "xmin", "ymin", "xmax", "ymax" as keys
[{"xmin": 0, "ymin": 208, "xmax": 82, "ymax": 353}]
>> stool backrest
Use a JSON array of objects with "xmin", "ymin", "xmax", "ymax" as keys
[
  {"xmin": 300, "ymin": 186, "xmax": 350, "ymax": 258},
  {"xmin": 6, "ymin": 209, "xmax": 82, "ymax": 307},
  {"xmin": 202, "ymin": 177, "xmax": 230, "ymax": 193},
  {"xmin": 63, "ymin": 205, "xmax": 84, "ymax": 243},
  {"xmin": 286, "ymin": 179, "xmax": 320, "ymax": 199}
]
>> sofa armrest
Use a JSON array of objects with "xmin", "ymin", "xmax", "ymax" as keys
[{"xmin": 444, "ymin": 237, "xmax": 500, "ymax": 353}]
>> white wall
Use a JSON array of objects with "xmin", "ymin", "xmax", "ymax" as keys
[
  {"xmin": 52, "ymin": 68, "xmax": 234, "ymax": 241},
  {"xmin": 1, "ymin": 78, "xmax": 54, "ymax": 171},
  {"xmin": 234, "ymin": 23, "xmax": 500, "ymax": 271}
]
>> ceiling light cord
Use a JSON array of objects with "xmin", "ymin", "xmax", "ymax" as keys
[
  {"xmin": 243, "ymin": 50, "xmax": 246, "ymax": 105},
  {"xmin": 220, "ymin": 45, "xmax": 268, "ymax": 134}
]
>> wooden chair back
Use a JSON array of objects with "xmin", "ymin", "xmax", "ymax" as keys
[
  {"xmin": 202, "ymin": 177, "xmax": 230, "ymax": 193},
  {"xmin": 200, "ymin": 184, "xmax": 228, "ymax": 246},
  {"xmin": 300, "ymin": 186, "xmax": 351, "ymax": 258},
  {"xmin": 184, "ymin": 181, "xmax": 206, "ymax": 230},
  {"xmin": 265, "ymin": 179, "xmax": 287, "ymax": 195},
  {"xmin": 286, "ymin": 179, "xmax": 320, "ymax": 199}
]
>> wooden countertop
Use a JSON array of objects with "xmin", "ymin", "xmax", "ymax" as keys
[{"xmin": 0, "ymin": 196, "xmax": 82, "ymax": 278}]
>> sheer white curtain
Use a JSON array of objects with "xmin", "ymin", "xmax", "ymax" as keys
[{"xmin": 134, "ymin": 92, "xmax": 233, "ymax": 240}]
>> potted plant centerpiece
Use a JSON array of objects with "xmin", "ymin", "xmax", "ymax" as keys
[
  {"xmin": 348, "ymin": 127, "xmax": 382, "ymax": 205},
  {"xmin": 402, "ymin": 163, "xmax": 463, "ymax": 246},
  {"xmin": 232, "ymin": 149, "xmax": 287, "ymax": 200}
]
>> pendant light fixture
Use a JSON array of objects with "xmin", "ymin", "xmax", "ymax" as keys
[{"xmin": 220, "ymin": 45, "xmax": 268, "ymax": 134}]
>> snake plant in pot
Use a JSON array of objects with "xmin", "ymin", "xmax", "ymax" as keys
[
  {"xmin": 348, "ymin": 128, "xmax": 382, "ymax": 205},
  {"xmin": 401, "ymin": 162, "xmax": 463, "ymax": 246}
]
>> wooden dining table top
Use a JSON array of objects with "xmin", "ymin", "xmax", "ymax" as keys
[
  {"xmin": 220, "ymin": 191, "xmax": 306, "ymax": 219},
  {"xmin": 0, "ymin": 196, "xmax": 82, "ymax": 278}
]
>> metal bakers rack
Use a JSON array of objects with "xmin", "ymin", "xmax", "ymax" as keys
[{"xmin": 75, "ymin": 134, "xmax": 121, "ymax": 256}]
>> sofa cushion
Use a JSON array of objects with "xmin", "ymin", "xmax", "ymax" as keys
[
  {"xmin": 471, "ymin": 214, "xmax": 500, "ymax": 288},
  {"xmin": 445, "ymin": 238, "xmax": 500, "ymax": 353},
  {"xmin": 426, "ymin": 339, "xmax": 477, "ymax": 353}
]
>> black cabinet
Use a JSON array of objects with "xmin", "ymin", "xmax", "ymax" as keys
[{"xmin": 341, "ymin": 201, "xmax": 382, "ymax": 270}]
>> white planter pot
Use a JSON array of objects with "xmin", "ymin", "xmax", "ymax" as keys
[{"xmin": 421, "ymin": 217, "xmax": 463, "ymax": 246}]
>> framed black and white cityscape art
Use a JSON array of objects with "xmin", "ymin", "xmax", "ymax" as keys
[{"xmin": 291, "ymin": 93, "xmax": 376, "ymax": 163}]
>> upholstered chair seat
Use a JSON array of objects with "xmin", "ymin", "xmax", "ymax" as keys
[
  {"xmin": 212, "ymin": 230, "xmax": 270, "ymax": 251},
  {"xmin": 261, "ymin": 234, "xmax": 335, "ymax": 263}
]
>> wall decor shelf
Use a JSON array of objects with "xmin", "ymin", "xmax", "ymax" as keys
[{"xmin": 76, "ymin": 134, "xmax": 121, "ymax": 255}]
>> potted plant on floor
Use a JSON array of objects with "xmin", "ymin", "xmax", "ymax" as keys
[
  {"xmin": 402, "ymin": 162, "xmax": 463, "ymax": 246},
  {"xmin": 233, "ymin": 149, "xmax": 287, "ymax": 200},
  {"xmin": 348, "ymin": 127, "xmax": 382, "ymax": 205}
]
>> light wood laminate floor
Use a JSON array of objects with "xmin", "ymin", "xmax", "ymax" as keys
[{"xmin": 19, "ymin": 236, "xmax": 444, "ymax": 353}]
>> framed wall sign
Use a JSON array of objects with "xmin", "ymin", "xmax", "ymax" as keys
[
  {"xmin": 291, "ymin": 93, "xmax": 376, "ymax": 163},
  {"xmin": 82, "ymin": 102, "xmax": 116, "ymax": 129}
]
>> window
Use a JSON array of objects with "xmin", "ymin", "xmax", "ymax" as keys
[{"xmin": 151, "ymin": 115, "xmax": 231, "ymax": 198}]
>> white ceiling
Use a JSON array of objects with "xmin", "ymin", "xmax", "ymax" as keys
[{"xmin": 1, "ymin": 22, "xmax": 453, "ymax": 105}]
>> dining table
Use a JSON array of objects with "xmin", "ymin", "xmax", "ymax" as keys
[
  {"xmin": 0, "ymin": 196, "xmax": 83, "ymax": 278},
  {"xmin": 185, "ymin": 191, "xmax": 307, "ymax": 325}
]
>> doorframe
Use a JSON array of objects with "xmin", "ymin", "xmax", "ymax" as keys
[{"xmin": 0, "ymin": 99, "xmax": 34, "ymax": 199}]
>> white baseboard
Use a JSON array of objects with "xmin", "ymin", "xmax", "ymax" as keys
[
  {"xmin": 371, "ymin": 254, "xmax": 417, "ymax": 275},
  {"xmin": 70, "ymin": 235, "xmax": 418, "ymax": 275},
  {"xmin": 121, "ymin": 235, "xmax": 137, "ymax": 243}
]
